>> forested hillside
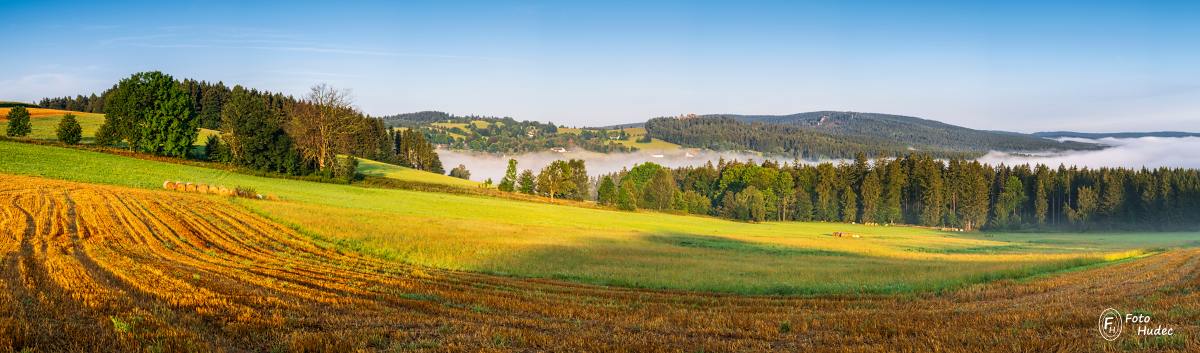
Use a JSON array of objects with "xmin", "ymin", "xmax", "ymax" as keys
[
  {"xmin": 644, "ymin": 116, "xmax": 974, "ymax": 159},
  {"xmin": 643, "ymin": 112, "xmax": 1100, "ymax": 159},
  {"xmin": 381, "ymin": 111, "xmax": 637, "ymax": 153}
]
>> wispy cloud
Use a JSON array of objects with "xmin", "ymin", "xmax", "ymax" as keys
[
  {"xmin": 0, "ymin": 73, "xmax": 101, "ymax": 102},
  {"xmin": 264, "ymin": 70, "xmax": 366, "ymax": 79},
  {"xmin": 97, "ymin": 27, "xmax": 515, "ymax": 62}
]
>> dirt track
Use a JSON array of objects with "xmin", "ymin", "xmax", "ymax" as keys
[{"xmin": 1, "ymin": 174, "xmax": 1196, "ymax": 352}]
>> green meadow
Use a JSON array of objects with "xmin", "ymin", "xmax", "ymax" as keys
[
  {"xmin": 1, "ymin": 110, "xmax": 105, "ymax": 142},
  {"xmin": 2, "ymin": 140, "xmax": 1196, "ymax": 294}
]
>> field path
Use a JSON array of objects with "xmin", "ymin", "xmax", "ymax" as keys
[{"xmin": 0, "ymin": 174, "xmax": 1196, "ymax": 352}]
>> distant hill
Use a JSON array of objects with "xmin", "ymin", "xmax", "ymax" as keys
[
  {"xmin": 0, "ymin": 101, "xmax": 38, "ymax": 108},
  {"xmin": 379, "ymin": 111, "xmax": 455, "ymax": 127},
  {"xmin": 676, "ymin": 111, "xmax": 1101, "ymax": 154},
  {"xmin": 1032, "ymin": 131, "xmax": 1200, "ymax": 139}
]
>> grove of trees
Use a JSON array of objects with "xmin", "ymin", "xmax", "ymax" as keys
[
  {"xmin": 72, "ymin": 71, "xmax": 444, "ymax": 181},
  {"xmin": 587, "ymin": 153, "xmax": 1199, "ymax": 230},
  {"xmin": 496, "ymin": 159, "xmax": 590, "ymax": 200}
]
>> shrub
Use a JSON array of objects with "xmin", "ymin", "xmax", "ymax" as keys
[
  {"xmin": 334, "ymin": 156, "xmax": 361, "ymax": 182},
  {"xmin": 204, "ymin": 135, "xmax": 227, "ymax": 162},
  {"xmin": 234, "ymin": 186, "xmax": 258, "ymax": 198},
  {"xmin": 449, "ymin": 164, "xmax": 471, "ymax": 180},
  {"xmin": 56, "ymin": 113, "xmax": 83, "ymax": 144}
]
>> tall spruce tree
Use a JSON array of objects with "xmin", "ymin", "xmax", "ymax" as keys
[
  {"xmin": 498, "ymin": 159, "xmax": 518, "ymax": 192},
  {"xmin": 859, "ymin": 169, "xmax": 882, "ymax": 223}
]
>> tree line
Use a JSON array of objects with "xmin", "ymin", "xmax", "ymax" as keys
[
  {"xmin": 73, "ymin": 71, "xmax": 442, "ymax": 180},
  {"xmin": 38, "ymin": 94, "xmax": 109, "ymax": 113},
  {"xmin": 574, "ymin": 153, "xmax": 1199, "ymax": 231}
]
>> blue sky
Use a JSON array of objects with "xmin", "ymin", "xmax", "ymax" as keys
[{"xmin": 2, "ymin": 0, "xmax": 1197, "ymax": 132}]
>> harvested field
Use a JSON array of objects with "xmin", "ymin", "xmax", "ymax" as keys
[{"xmin": 1, "ymin": 174, "xmax": 1197, "ymax": 352}]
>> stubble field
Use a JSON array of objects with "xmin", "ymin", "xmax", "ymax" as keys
[{"xmin": 1, "ymin": 174, "xmax": 1197, "ymax": 352}]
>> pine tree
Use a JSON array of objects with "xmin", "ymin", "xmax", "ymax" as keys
[
  {"xmin": 859, "ymin": 169, "xmax": 882, "ymax": 223},
  {"xmin": 840, "ymin": 186, "xmax": 858, "ymax": 223},
  {"xmin": 992, "ymin": 176, "xmax": 1027, "ymax": 229},
  {"xmin": 498, "ymin": 159, "xmax": 518, "ymax": 192},
  {"xmin": 1100, "ymin": 172, "xmax": 1125, "ymax": 221},
  {"xmin": 1066, "ymin": 186, "xmax": 1099, "ymax": 227},
  {"xmin": 597, "ymin": 176, "xmax": 617, "ymax": 205},
  {"xmin": 960, "ymin": 162, "xmax": 991, "ymax": 231},
  {"xmin": 881, "ymin": 159, "xmax": 905, "ymax": 224},
  {"xmin": 794, "ymin": 187, "xmax": 813, "ymax": 221},
  {"xmin": 814, "ymin": 163, "xmax": 839, "ymax": 221},
  {"xmin": 1033, "ymin": 165, "xmax": 1050, "ymax": 226}
]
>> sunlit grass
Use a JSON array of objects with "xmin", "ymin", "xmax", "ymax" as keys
[
  {"xmin": 1, "ymin": 108, "xmax": 105, "ymax": 142},
  {"xmin": 606, "ymin": 127, "xmax": 682, "ymax": 151},
  {"xmin": 3, "ymin": 139, "xmax": 1197, "ymax": 294},
  {"xmin": 356, "ymin": 157, "xmax": 477, "ymax": 187}
]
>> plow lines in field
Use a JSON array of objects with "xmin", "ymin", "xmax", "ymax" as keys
[{"xmin": 0, "ymin": 174, "xmax": 1197, "ymax": 352}]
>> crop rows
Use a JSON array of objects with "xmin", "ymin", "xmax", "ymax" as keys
[{"xmin": 0, "ymin": 174, "xmax": 1196, "ymax": 352}]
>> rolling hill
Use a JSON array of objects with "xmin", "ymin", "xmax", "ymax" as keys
[{"xmin": 705, "ymin": 111, "xmax": 1101, "ymax": 154}]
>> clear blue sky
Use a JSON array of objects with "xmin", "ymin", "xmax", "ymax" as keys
[{"xmin": 2, "ymin": 0, "xmax": 1197, "ymax": 132}]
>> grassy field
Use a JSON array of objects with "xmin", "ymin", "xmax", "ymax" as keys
[
  {"xmin": 357, "ymin": 157, "xmax": 478, "ymax": 187},
  {"xmin": 607, "ymin": 127, "xmax": 682, "ymax": 151},
  {"xmin": 0, "ymin": 108, "xmax": 217, "ymax": 146},
  {"xmin": 2, "ymin": 139, "xmax": 1196, "ymax": 295},
  {"xmin": 0, "ymin": 107, "xmax": 105, "ymax": 142}
]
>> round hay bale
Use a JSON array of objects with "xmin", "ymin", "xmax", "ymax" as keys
[
  {"xmin": 163, "ymin": 181, "xmax": 175, "ymax": 190},
  {"xmin": 172, "ymin": 182, "xmax": 185, "ymax": 191},
  {"xmin": 197, "ymin": 184, "xmax": 210, "ymax": 194},
  {"xmin": 185, "ymin": 183, "xmax": 196, "ymax": 192}
]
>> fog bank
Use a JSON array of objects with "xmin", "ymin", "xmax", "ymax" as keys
[
  {"xmin": 438, "ymin": 149, "xmax": 809, "ymax": 182},
  {"xmin": 438, "ymin": 137, "xmax": 1200, "ymax": 182},
  {"xmin": 978, "ymin": 137, "xmax": 1200, "ymax": 169}
]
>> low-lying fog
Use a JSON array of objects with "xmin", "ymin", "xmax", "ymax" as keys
[
  {"xmin": 439, "ymin": 137, "xmax": 1200, "ymax": 182},
  {"xmin": 437, "ymin": 149, "xmax": 801, "ymax": 182},
  {"xmin": 978, "ymin": 137, "xmax": 1200, "ymax": 170}
]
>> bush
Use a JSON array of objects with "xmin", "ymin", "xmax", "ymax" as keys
[
  {"xmin": 449, "ymin": 164, "xmax": 471, "ymax": 180},
  {"xmin": 204, "ymin": 135, "xmax": 228, "ymax": 162},
  {"xmin": 234, "ymin": 186, "xmax": 258, "ymax": 198},
  {"xmin": 334, "ymin": 156, "xmax": 360, "ymax": 182},
  {"xmin": 56, "ymin": 113, "xmax": 83, "ymax": 144}
]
